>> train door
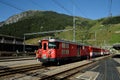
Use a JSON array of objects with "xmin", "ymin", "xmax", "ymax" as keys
[
  {"xmin": 79, "ymin": 45, "xmax": 83, "ymax": 56},
  {"xmin": 55, "ymin": 42, "xmax": 61, "ymax": 58},
  {"xmin": 77, "ymin": 45, "xmax": 81, "ymax": 56},
  {"xmin": 41, "ymin": 40, "xmax": 49, "ymax": 59},
  {"xmin": 42, "ymin": 40, "xmax": 48, "ymax": 51}
]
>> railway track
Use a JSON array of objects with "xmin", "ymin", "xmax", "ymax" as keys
[
  {"xmin": 0, "ymin": 57, "xmax": 36, "ymax": 62},
  {"xmin": 39, "ymin": 60, "xmax": 98, "ymax": 80},
  {"xmin": 0, "ymin": 55, "xmax": 111, "ymax": 80},
  {"xmin": 38, "ymin": 55, "xmax": 111, "ymax": 80},
  {"xmin": 0, "ymin": 60, "xmax": 95, "ymax": 80},
  {"xmin": 0, "ymin": 64, "xmax": 44, "ymax": 77},
  {"xmin": 54, "ymin": 62, "xmax": 99, "ymax": 80}
]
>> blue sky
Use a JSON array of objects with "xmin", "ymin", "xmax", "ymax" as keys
[{"xmin": 0, "ymin": 0, "xmax": 120, "ymax": 22}]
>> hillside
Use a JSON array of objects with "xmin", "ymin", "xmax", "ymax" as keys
[
  {"xmin": 0, "ymin": 10, "xmax": 90, "ymax": 38},
  {"xmin": 88, "ymin": 16, "xmax": 120, "ymax": 46},
  {"xmin": 0, "ymin": 10, "xmax": 120, "ymax": 46},
  {"xmin": 26, "ymin": 16, "xmax": 120, "ymax": 47}
]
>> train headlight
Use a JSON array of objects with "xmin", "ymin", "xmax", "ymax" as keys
[
  {"xmin": 42, "ymin": 54, "xmax": 47, "ymax": 59},
  {"xmin": 48, "ymin": 51, "xmax": 51, "ymax": 54}
]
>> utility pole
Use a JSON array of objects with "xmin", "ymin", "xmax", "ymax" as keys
[
  {"xmin": 73, "ymin": 16, "xmax": 76, "ymax": 42},
  {"xmin": 109, "ymin": 0, "xmax": 112, "ymax": 18},
  {"xmin": 73, "ymin": 5, "xmax": 76, "ymax": 42}
]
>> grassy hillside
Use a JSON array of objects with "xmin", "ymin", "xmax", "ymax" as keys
[
  {"xmin": 0, "ymin": 10, "xmax": 120, "ymax": 46},
  {"xmin": 0, "ymin": 11, "xmax": 72, "ymax": 38},
  {"xmin": 26, "ymin": 16, "xmax": 120, "ymax": 47},
  {"xmin": 88, "ymin": 17, "xmax": 120, "ymax": 46},
  {"xmin": 0, "ymin": 11, "xmax": 91, "ymax": 39}
]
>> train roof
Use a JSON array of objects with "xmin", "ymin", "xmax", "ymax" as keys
[
  {"xmin": 39, "ymin": 38, "xmax": 108, "ymax": 50},
  {"xmin": 41, "ymin": 38, "xmax": 84, "ymax": 46}
]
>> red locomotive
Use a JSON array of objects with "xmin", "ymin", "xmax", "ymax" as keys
[{"xmin": 36, "ymin": 38, "xmax": 109, "ymax": 64}]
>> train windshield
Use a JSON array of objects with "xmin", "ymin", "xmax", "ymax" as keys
[{"xmin": 48, "ymin": 42, "xmax": 59, "ymax": 49}]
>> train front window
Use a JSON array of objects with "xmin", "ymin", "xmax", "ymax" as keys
[
  {"xmin": 44, "ymin": 43, "xmax": 47, "ymax": 50},
  {"xmin": 48, "ymin": 42, "xmax": 59, "ymax": 49}
]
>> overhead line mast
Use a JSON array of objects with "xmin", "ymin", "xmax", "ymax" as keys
[
  {"xmin": 109, "ymin": 0, "xmax": 112, "ymax": 17},
  {"xmin": 73, "ymin": 6, "xmax": 76, "ymax": 42},
  {"xmin": 51, "ymin": 0, "xmax": 76, "ymax": 42},
  {"xmin": 71, "ymin": 0, "xmax": 88, "ymax": 18}
]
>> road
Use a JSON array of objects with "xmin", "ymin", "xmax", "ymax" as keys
[
  {"xmin": 74, "ymin": 56, "xmax": 120, "ymax": 80},
  {"xmin": 94, "ymin": 58, "xmax": 120, "ymax": 80}
]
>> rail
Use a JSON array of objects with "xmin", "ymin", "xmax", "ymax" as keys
[
  {"xmin": 39, "ymin": 55, "xmax": 111, "ymax": 80},
  {"xmin": 0, "ymin": 64, "xmax": 44, "ymax": 77}
]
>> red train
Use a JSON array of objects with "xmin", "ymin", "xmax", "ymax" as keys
[{"xmin": 36, "ymin": 38, "xmax": 109, "ymax": 64}]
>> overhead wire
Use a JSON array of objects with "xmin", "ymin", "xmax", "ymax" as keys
[
  {"xmin": 71, "ymin": 0, "xmax": 88, "ymax": 18},
  {"xmin": 51, "ymin": 0, "xmax": 73, "ymax": 15},
  {"xmin": 0, "ymin": 0, "xmax": 25, "ymax": 11},
  {"xmin": 29, "ymin": 0, "xmax": 43, "ymax": 9}
]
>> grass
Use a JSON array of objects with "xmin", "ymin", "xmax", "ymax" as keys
[{"xmin": 25, "ymin": 24, "xmax": 120, "ymax": 47}]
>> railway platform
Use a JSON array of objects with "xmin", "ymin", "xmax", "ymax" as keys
[
  {"xmin": 73, "ymin": 55, "xmax": 120, "ymax": 80},
  {"xmin": 0, "ymin": 56, "xmax": 35, "ymax": 62},
  {"xmin": 0, "ymin": 55, "xmax": 120, "ymax": 80},
  {"xmin": 0, "ymin": 57, "xmax": 40, "ymax": 69}
]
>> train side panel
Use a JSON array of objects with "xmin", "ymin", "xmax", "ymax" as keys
[
  {"xmin": 92, "ymin": 47, "xmax": 102, "ymax": 57},
  {"xmin": 80, "ymin": 46, "xmax": 91, "ymax": 59},
  {"xmin": 36, "ymin": 39, "xmax": 110, "ymax": 64},
  {"xmin": 56, "ymin": 42, "xmax": 80, "ymax": 61}
]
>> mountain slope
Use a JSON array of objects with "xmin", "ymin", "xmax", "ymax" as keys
[
  {"xmin": 0, "ymin": 10, "xmax": 90, "ymax": 38},
  {"xmin": 0, "ymin": 10, "xmax": 119, "ymax": 46},
  {"xmin": 88, "ymin": 16, "xmax": 120, "ymax": 46},
  {"xmin": 26, "ymin": 16, "xmax": 120, "ymax": 46}
]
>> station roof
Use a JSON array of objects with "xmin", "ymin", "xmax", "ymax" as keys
[{"xmin": 0, "ymin": 34, "xmax": 23, "ymax": 40}]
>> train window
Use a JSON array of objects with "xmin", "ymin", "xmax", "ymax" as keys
[
  {"xmin": 62, "ymin": 49, "xmax": 69, "ymax": 54},
  {"xmin": 48, "ymin": 42, "xmax": 59, "ymax": 49},
  {"xmin": 48, "ymin": 42, "xmax": 56, "ymax": 49},
  {"xmin": 65, "ymin": 43, "xmax": 69, "ymax": 48},
  {"xmin": 62, "ymin": 43, "xmax": 65, "ymax": 48},
  {"xmin": 62, "ymin": 43, "xmax": 69, "ymax": 48},
  {"xmin": 43, "ymin": 43, "xmax": 47, "ymax": 50}
]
